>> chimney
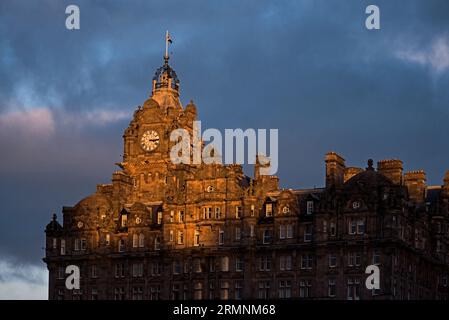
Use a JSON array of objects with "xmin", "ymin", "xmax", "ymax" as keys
[
  {"xmin": 377, "ymin": 159, "xmax": 403, "ymax": 185},
  {"xmin": 404, "ymin": 170, "xmax": 427, "ymax": 203},
  {"xmin": 325, "ymin": 152, "xmax": 345, "ymax": 188}
]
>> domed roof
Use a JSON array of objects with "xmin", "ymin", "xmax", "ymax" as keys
[
  {"xmin": 152, "ymin": 59, "xmax": 179, "ymax": 91},
  {"xmin": 344, "ymin": 159, "xmax": 393, "ymax": 190},
  {"xmin": 45, "ymin": 214, "xmax": 62, "ymax": 234}
]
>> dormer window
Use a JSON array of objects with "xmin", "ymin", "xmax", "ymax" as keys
[
  {"xmin": 121, "ymin": 214, "xmax": 128, "ymax": 228},
  {"xmin": 265, "ymin": 203, "xmax": 273, "ymax": 217},
  {"xmin": 306, "ymin": 201, "xmax": 314, "ymax": 215}
]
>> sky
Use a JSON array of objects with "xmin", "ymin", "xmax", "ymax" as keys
[{"xmin": 0, "ymin": 0, "xmax": 449, "ymax": 299}]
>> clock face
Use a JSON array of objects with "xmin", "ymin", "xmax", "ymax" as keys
[{"xmin": 141, "ymin": 130, "xmax": 160, "ymax": 151}]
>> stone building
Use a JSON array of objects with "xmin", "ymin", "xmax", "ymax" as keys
[{"xmin": 44, "ymin": 52, "xmax": 449, "ymax": 300}]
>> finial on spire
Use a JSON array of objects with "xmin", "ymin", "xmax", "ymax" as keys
[{"xmin": 165, "ymin": 30, "xmax": 172, "ymax": 64}]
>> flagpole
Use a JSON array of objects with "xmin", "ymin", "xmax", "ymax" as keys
[{"xmin": 165, "ymin": 30, "xmax": 169, "ymax": 60}]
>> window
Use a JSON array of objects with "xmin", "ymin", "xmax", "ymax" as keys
[
  {"xmin": 91, "ymin": 265, "xmax": 98, "ymax": 278},
  {"xmin": 282, "ymin": 206, "xmax": 290, "ymax": 213},
  {"xmin": 173, "ymin": 261, "xmax": 181, "ymax": 274},
  {"xmin": 194, "ymin": 230, "xmax": 200, "ymax": 246},
  {"xmin": 330, "ymin": 222, "xmax": 336, "ymax": 236},
  {"xmin": 265, "ymin": 203, "xmax": 273, "ymax": 217},
  {"xmin": 220, "ymin": 281, "xmax": 229, "ymax": 300},
  {"xmin": 194, "ymin": 282, "xmax": 203, "ymax": 300},
  {"xmin": 219, "ymin": 229, "xmax": 224, "ymax": 245},
  {"xmin": 250, "ymin": 225, "xmax": 255, "ymax": 237},
  {"xmin": 194, "ymin": 258, "xmax": 202, "ymax": 273},
  {"xmin": 170, "ymin": 210, "xmax": 174, "ymax": 222},
  {"xmin": 209, "ymin": 282, "xmax": 215, "ymax": 299},
  {"xmin": 235, "ymin": 227, "xmax": 241, "ymax": 241},
  {"xmin": 209, "ymin": 258, "xmax": 215, "ymax": 272},
  {"xmin": 299, "ymin": 280, "xmax": 312, "ymax": 298},
  {"xmin": 259, "ymin": 256, "xmax": 271, "ymax": 271},
  {"xmin": 133, "ymin": 234, "xmax": 138, "ymax": 248},
  {"xmin": 215, "ymin": 207, "xmax": 221, "ymax": 219},
  {"xmin": 258, "ymin": 281, "xmax": 270, "ymax": 299},
  {"xmin": 263, "ymin": 229, "xmax": 272, "ymax": 244},
  {"xmin": 357, "ymin": 220, "xmax": 365, "ymax": 234},
  {"xmin": 329, "ymin": 254, "xmax": 337, "ymax": 268},
  {"xmin": 132, "ymin": 287, "xmax": 143, "ymax": 300},
  {"xmin": 352, "ymin": 201, "xmax": 360, "ymax": 209},
  {"xmin": 169, "ymin": 230, "xmax": 174, "ymax": 242},
  {"xmin": 301, "ymin": 254, "xmax": 313, "ymax": 269},
  {"xmin": 132, "ymin": 263, "xmax": 143, "ymax": 277},
  {"xmin": 221, "ymin": 256, "xmax": 229, "ymax": 272},
  {"xmin": 203, "ymin": 207, "xmax": 211, "ymax": 220},
  {"xmin": 121, "ymin": 214, "xmax": 128, "ymax": 228},
  {"xmin": 235, "ymin": 257, "xmax": 244, "ymax": 272},
  {"xmin": 157, "ymin": 211, "xmax": 163, "ymax": 225},
  {"xmin": 250, "ymin": 204, "xmax": 255, "ymax": 217},
  {"xmin": 304, "ymin": 224, "xmax": 313, "ymax": 242},
  {"xmin": 138, "ymin": 233, "xmax": 145, "ymax": 248},
  {"xmin": 154, "ymin": 236, "xmax": 161, "ymax": 250},
  {"xmin": 278, "ymin": 280, "xmax": 292, "ymax": 299},
  {"xmin": 177, "ymin": 231, "xmax": 184, "ymax": 245},
  {"xmin": 105, "ymin": 234, "xmax": 110, "ymax": 246},
  {"xmin": 114, "ymin": 287, "xmax": 125, "ymax": 300},
  {"xmin": 372, "ymin": 251, "xmax": 380, "ymax": 265},
  {"xmin": 348, "ymin": 252, "xmax": 361, "ymax": 267},
  {"xmin": 58, "ymin": 266, "xmax": 65, "ymax": 279},
  {"xmin": 235, "ymin": 206, "xmax": 242, "ymax": 218},
  {"xmin": 74, "ymin": 239, "xmax": 80, "ymax": 251},
  {"xmin": 279, "ymin": 225, "xmax": 286, "ymax": 239},
  {"xmin": 115, "ymin": 263, "xmax": 125, "ymax": 278},
  {"xmin": 328, "ymin": 279, "xmax": 336, "ymax": 297},
  {"xmin": 347, "ymin": 278, "xmax": 360, "ymax": 300},
  {"xmin": 60, "ymin": 239, "xmax": 66, "ymax": 255},
  {"xmin": 171, "ymin": 284, "xmax": 180, "ymax": 300},
  {"xmin": 80, "ymin": 239, "xmax": 87, "ymax": 250},
  {"xmin": 234, "ymin": 281, "xmax": 243, "ymax": 300},
  {"xmin": 286, "ymin": 224, "xmax": 293, "ymax": 238},
  {"xmin": 150, "ymin": 285, "xmax": 161, "ymax": 300},
  {"xmin": 323, "ymin": 220, "xmax": 328, "ymax": 233},
  {"xmin": 52, "ymin": 238, "xmax": 57, "ymax": 249},
  {"xmin": 280, "ymin": 256, "xmax": 292, "ymax": 271},
  {"xmin": 91, "ymin": 288, "xmax": 98, "ymax": 300},
  {"xmin": 151, "ymin": 262, "xmax": 161, "ymax": 276},
  {"xmin": 306, "ymin": 201, "xmax": 314, "ymax": 214},
  {"xmin": 349, "ymin": 220, "xmax": 357, "ymax": 234},
  {"xmin": 118, "ymin": 239, "xmax": 125, "ymax": 252}
]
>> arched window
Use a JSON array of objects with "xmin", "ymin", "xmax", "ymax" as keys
[{"xmin": 139, "ymin": 233, "xmax": 145, "ymax": 248}]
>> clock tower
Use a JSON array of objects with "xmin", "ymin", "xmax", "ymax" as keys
[{"xmin": 119, "ymin": 37, "xmax": 197, "ymax": 202}]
